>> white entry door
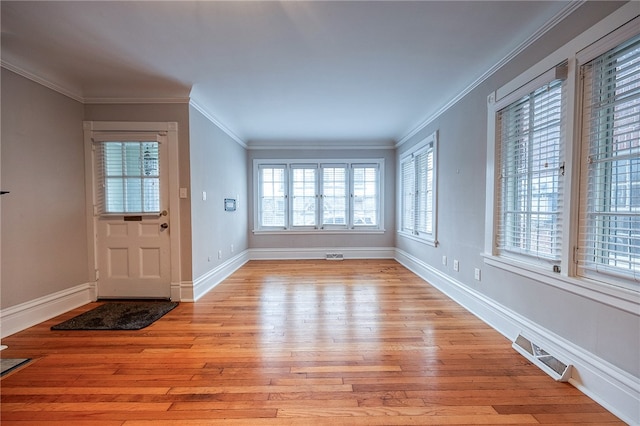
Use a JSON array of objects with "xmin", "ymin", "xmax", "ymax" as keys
[{"xmin": 92, "ymin": 132, "xmax": 171, "ymax": 299}]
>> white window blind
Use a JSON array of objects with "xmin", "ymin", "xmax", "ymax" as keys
[
  {"xmin": 578, "ymin": 34, "xmax": 640, "ymax": 283},
  {"xmin": 291, "ymin": 165, "xmax": 317, "ymax": 227},
  {"xmin": 401, "ymin": 156, "xmax": 416, "ymax": 233},
  {"xmin": 352, "ymin": 164, "xmax": 379, "ymax": 227},
  {"xmin": 259, "ymin": 165, "xmax": 286, "ymax": 228},
  {"xmin": 416, "ymin": 148, "xmax": 433, "ymax": 235},
  {"xmin": 94, "ymin": 141, "xmax": 160, "ymax": 214},
  {"xmin": 401, "ymin": 145, "xmax": 434, "ymax": 237},
  {"xmin": 321, "ymin": 165, "xmax": 348, "ymax": 227},
  {"xmin": 496, "ymin": 76, "xmax": 565, "ymax": 263}
]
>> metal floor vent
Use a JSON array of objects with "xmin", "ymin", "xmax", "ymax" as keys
[
  {"xmin": 513, "ymin": 333, "xmax": 572, "ymax": 382},
  {"xmin": 325, "ymin": 253, "xmax": 344, "ymax": 260}
]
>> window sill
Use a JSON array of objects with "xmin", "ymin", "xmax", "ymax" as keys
[
  {"xmin": 397, "ymin": 231, "xmax": 437, "ymax": 247},
  {"xmin": 253, "ymin": 229, "xmax": 386, "ymax": 235},
  {"xmin": 483, "ymin": 254, "xmax": 640, "ymax": 315}
]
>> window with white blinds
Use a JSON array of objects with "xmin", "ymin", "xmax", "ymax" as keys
[
  {"xmin": 258, "ymin": 165, "xmax": 287, "ymax": 228},
  {"xmin": 322, "ymin": 165, "xmax": 348, "ymax": 227},
  {"xmin": 578, "ymin": 34, "xmax": 640, "ymax": 284},
  {"xmin": 400, "ymin": 131, "xmax": 437, "ymax": 244},
  {"xmin": 94, "ymin": 140, "xmax": 160, "ymax": 214},
  {"xmin": 496, "ymin": 77, "xmax": 565, "ymax": 263},
  {"xmin": 291, "ymin": 165, "xmax": 317, "ymax": 227},
  {"xmin": 352, "ymin": 164, "xmax": 379, "ymax": 227},
  {"xmin": 255, "ymin": 160, "xmax": 383, "ymax": 231}
]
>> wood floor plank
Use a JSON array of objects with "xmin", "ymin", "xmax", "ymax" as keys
[{"xmin": 0, "ymin": 259, "xmax": 624, "ymax": 424}]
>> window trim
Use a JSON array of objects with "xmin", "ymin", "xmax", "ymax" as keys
[
  {"xmin": 398, "ymin": 130, "xmax": 438, "ymax": 246},
  {"xmin": 484, "ymin": 7, "xmax": 640, "ymax": 312},
  {"xmin": 253, "ymin": 158, "xmax": 385, "ymax": 233},
  {"xmin": 576, "ymin": 31, "xmax": 640, "ymax": 288},
  {"xmin": 495, "ymin": 69, "xmax": 566, "ymax": 265}
]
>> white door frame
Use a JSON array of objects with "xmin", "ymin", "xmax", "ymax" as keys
[{"xmin": 83, "ymin": 121, "xmax": 182, "ymax": 301}]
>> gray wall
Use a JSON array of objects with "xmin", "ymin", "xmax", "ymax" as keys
[
  {"xmin": 397, "ymin": 1, "xmax": 638, "ymax": 377},
  {"xmin": 1, "ymin": 69, "xmax": 87, "ymax": 308},
  {"xmin": 84, "ymin": 103, "xmax": 193, "ymax": 282},
  {"xmin": 189, "ymin": 105, "xmax": 248, "ymax": 279},
  {"xmin": 247, "ymin": 148, "xmax": 395, "ymax": 251}
]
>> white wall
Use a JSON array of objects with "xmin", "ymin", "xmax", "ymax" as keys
[
  {"xmin": 1, "ymin": 69, "xmax": 88, "ymax": 309},
  {"xmin": 247, "ymin": 147, "xmax": 396, "ymax": 255},
  {"xmin": 396, "ymin": 2, "xmax": 638, "ymax": 423},
  {"xmin": 189, "ymin": 105, "xmax": 249, "ymax": 287}
]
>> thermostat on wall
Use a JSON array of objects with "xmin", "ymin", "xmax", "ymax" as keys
[{"xmin": 224, "ymin": 198, "xmax": 236, "ymax": 211}]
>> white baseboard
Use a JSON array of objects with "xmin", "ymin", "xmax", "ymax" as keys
[
  {"xmin": 186, "ymin": 250, "xmax": 250, "ymax": 302},
  {"xmin": 394, "ymin": 248, "xmax": 639, "ymax": 426},
  {"xmin": 0, "ymin": 282, "xmax": 96, "ymax": 339},
  {"xmin": 249, "ymin": 246, "xmax": 395, "ymax": 260}
]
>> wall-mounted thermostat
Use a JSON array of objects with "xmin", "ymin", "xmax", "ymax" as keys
[{"xmin": 224, "ymin": 198, "xmax": 236, "ymax": 211}]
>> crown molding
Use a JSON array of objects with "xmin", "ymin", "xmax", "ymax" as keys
[
  {"xmin": 1, "ymin": 60, "xmax": 85, "ymax": 103},
  {"xmin": 396, "ymin": 0, "xmax": 586, "ymax": 147},
  {"xmin": 1, "ymin": 60, "xmax": 191, "ymax": 106},
  {"xmin": 189, "ymin": 97, "xmax": 247, "ymax": 148},
  {"xmin": 84, "ymin": 97, "xmax": 190, "ymax": 104},
  {"xmin": 247, "ymin": 139, "xmax": 395, "ymax": 150}
]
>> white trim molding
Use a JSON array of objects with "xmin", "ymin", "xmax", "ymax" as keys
[
  {"xmin": 394, "ymin": 248, "xmax": 639, "ymax": 426},
  {"xmin": 189, "ymin": 97, "xmax": 247, "ymax": 148},
  {"xmin": 0, "ymin": 282, "xmax": 96, "ymax": 339},
  {"xmin": 83, "ymin": 121, "xmax": 182, "ymax": 302},
  {"xmin": 185, "ymin": 250, "xmax": 251, "ymax": 302},
  {"xmin": 249, "ymin": 247, "xmax": 395, "ymax": 261}
]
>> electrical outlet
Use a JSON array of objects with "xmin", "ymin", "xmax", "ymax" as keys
[
  {"xmin": 442, "ymin": 255, "xmax": 447, "ymax": 266},
  {"xmin": 217, "ymin": 250, "xmax": 222, "ymax": 259},
  {"xmin": 202, "ymin": 191, "xmax": 207, "ymax": 201},
  {"xmin": 474, "ymin": 268, "xmax": 481, "ymax": 281},
  {"xmin": 230, "ymin": 244, "xmax": 234, "ymax": 253},
  {"xmin": 453, "ymin": 259, "xmax": 459, "ymax": 272}
]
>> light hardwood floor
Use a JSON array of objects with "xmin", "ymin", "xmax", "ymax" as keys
[{"xmin": 0, "ymin": 260, "xmax": 623, "ymax": 425}]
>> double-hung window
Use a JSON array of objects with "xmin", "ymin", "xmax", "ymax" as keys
[
  {"xmin": 255, "ymin": 160, "xmax": 383, "ymax": 231},
  {"xmin": 399, "ymin": 131, "xmax": 438, "ymax": 245},
  {"xmin": 495, "ymin": 65, "xmax": 566, "ymax": 265},
  {"xmin": 321, "ymin": 164, "xmax": 348, "ymax": 226},
  {"xmin": 291, "ymin": 165, "xmax": 318, "ymax": 228},
  {"xmin": 577, "ymin": 33, "xmax": 640, "ymax": 285},
  {"xmin": 258, "ymin": 164, "xmax": 287, "ymax": 228}
]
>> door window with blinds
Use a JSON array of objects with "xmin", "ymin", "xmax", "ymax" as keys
[
  {"xmin": 400, "ymin": 131, "xmax": 438, "ymax": 245},
  {"xmin": 255, "ymin": 160, "xmax": 383, "ymax": 231},
  {"xmin": 94, "ymin": 135, "xmax": 161, "ymax": 214},
  {"xmin": 578, "ymin": 33, "xmax": 640, "ymax": 285},
  {"xmin": 495, "ymin": 66, "xmax": 566, "ymax": 264}
]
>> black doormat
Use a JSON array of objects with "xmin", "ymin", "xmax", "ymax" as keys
[
  {"xmin": 1, "ymin": 358, "xmax": 31, "ymax": 376},
  {"xmin": 51, "ymin": 301, "xmax": 178, "ymax": 330}
]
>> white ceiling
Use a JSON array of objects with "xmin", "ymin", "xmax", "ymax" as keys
[{"xmin": 1, "ymin": 1, "xmax": 573, "ymax": 145}]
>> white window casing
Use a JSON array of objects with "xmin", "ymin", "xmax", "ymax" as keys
[
  {"xmin": 495, "ymin": 67, "xmax": 566, "ymax": 266},
  {"xmin": 399, "ymin": 131, "xmax": 438, "ymax": 246},
  {"xmin": 254, "ymin": 159, "xmax": 384, "ymax": 233},
  {"xmin": 484, "ymin": 10, "xmax": 640, "ymax": 310},
  {"xmin": 577, "ymin": 32, "xmax": 640, "ymax": 288}
]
